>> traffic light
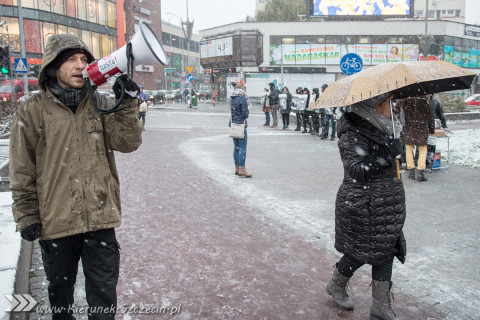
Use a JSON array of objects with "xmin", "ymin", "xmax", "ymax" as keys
[
  {"xmin": 0, "ymin": 46, "xmax": 11, "ymax": 75},
  {"xmin": 30, "ymin": 65, "xmax": 41, "ymax": 77}
]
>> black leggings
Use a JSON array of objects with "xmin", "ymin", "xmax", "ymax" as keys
[{"xmin": 336, "ymin": 254, "xmax": 393, "ymax": 281}]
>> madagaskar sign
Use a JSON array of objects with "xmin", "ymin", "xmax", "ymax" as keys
[{"xmin": 270, "ymin": 43, "xmax": 419, "ymax": 66}]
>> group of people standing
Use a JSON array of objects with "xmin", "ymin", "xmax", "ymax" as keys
[{"xmin": 261, "ymin": 82, "xmax": 340, "ymax": 140}]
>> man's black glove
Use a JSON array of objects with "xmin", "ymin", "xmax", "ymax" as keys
[
  {"xmin": 20, "ymin": 223, "xmax": 42, "ymax": 242},
  {"xmin": 113, "ymin": 74, "xmax": 139, "ymax": 100},
  {"xmin": 387, "ymin": 138, "xmax": 403, "ymax": 158}
]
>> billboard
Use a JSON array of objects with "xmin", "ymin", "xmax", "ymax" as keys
[
  {"xmin": 309, "ymin": 0, "xmax": 413, "ymax": 18},
  {"xmin": 200, "ymin": 37, "xmax": 233, "ymax": 59}
]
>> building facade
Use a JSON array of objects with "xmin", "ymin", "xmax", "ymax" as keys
[
  {"xmin": 0, "ymin": 0, "xmax": 168, "ymax": 91},
  {"xmin": 200, "ymin": 19, "xmax": 480, "ymax": 98},
  {"xmin": 1, "ymin": 0, "xmax": 119, "ymax": 76},
  {"xmin": 161, "ymin": 20, "xmax": 205, "ymax": 91}
]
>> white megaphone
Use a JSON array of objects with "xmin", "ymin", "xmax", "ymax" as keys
[{"xmin": 84, "ymin": 21, "xmax": 168, "ymax": 86}]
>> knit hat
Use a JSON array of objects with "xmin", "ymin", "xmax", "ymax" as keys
[
  {"xmin": 50, "ymin": 48, "xmax": 93, "ymax": 70},
  {"xmin": 321, "ymin": 83, "xmax": 328, "ymax": 90}
]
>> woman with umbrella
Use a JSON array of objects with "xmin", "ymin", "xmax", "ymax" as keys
[{"xmin": 326, "ymin": 95, "xmax": 405, "ymax": 320}]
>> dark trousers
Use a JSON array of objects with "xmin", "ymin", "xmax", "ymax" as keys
[
  {"xmin": 137, "ymin": 112, "xmax": 146, "ymax": 126},
  {"xmin": 264, "ymin": 112, "xmax": 270, "ymax": 125},
  {"xmin": 311, "ymin": 112, "xmax": 320, "ymax": 133},
  {"xmin": 336, "ymin": 254, "xmax": 393, "ymax": 282},
  {"xmin": 295, "ymin": 111, "xmax": 301, "ymax": 129},
  {"xmin": 39, "ymin": 228, "xmax": 120, "ymax": 320},
  {"xmin": 303, "ymin": 111, "xmax": 312, "ymax": 131},
  {"xmin": 281, "ymin": 113, "xmax": 290, "ymax": 127}
]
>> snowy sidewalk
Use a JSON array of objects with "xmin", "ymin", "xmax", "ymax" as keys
[{"xmin": 5, "ymin": 110, "xmax": 480, "ymax": 319}]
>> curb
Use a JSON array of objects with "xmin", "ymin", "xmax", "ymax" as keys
[{"xmin": 10, "ymin": 239, "xmax": 33, "ymax": 320}]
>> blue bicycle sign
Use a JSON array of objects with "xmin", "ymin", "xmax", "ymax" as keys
[{"xmin": 340, "ymin": 53, "xmax": 363, "ymax": 75}]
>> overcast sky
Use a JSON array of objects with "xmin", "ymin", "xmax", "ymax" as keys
[{"xmin": 161, "ymin": 0, "xmax": 257, "ymax": 33}]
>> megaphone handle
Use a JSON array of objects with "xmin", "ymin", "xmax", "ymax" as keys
[{"xmin": 87, "ymin": 77, "xmax": 129, "ymax": 114}]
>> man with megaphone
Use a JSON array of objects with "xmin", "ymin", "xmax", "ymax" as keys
[{"xmin": 9, "ymin": 33, "xmax": 143, "ymax": 319}]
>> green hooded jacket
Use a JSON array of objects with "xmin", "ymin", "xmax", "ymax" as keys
[{"xmin": 9, "ymin": 34, "xmax": 143, "ymax": 240}]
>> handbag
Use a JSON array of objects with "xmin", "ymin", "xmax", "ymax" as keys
[
  {"xmin": 139, "ymin": 101, "xmax": 148, "ymax": 112},
  {"xmin": 229, "ymin": 114, "xmax": 245, "ymax": 139}
]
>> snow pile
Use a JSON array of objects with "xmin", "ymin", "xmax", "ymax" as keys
[{"xmin": 437, "ymin": 129, "xmax": 480, "ymax": 169}]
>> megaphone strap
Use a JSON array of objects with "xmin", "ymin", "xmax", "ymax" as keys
[{"xmin": 127, "ymin": 42, "xmax": 134, "ymax": 80}]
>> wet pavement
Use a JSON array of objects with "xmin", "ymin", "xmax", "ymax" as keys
[{"xmin": 10, "ymin": 101, "xmax": 480, "ymax": 319}]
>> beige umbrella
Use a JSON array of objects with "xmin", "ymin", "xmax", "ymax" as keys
[{"xmin": 310, "ymin": 60, "xmax": 477, "ymax": 109}]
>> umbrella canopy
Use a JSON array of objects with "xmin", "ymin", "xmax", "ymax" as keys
[{"xmin": 310, "ymin": 60, "xmax": 477, "ymax": 109}]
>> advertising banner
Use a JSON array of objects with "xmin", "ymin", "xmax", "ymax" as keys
[
  {"xmin": 270, "ymin": 43, "xmax": 420, "ymax": 66},
  {"xmin": 312, "ymin": 0, "xmax": 411, "ymax": 17}
]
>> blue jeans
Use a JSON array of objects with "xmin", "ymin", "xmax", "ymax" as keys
[
  {"xmin": 233, "ymin": 129, "xmax": 247, "ymax": 167},
  {"xmin": 264, "ymin": 112, "xmax": 270, "ymax": 125},
  {"xmin": 322, "ymin": 114, "xmax": 336, "ymax": 139}
]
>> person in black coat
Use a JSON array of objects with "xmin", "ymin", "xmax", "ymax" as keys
[
  {"xmin": 280, "ymin": 86, "xmax": 292, "ymax": 129},
  {"xmin": 311, "ymin": 88, "xmax": 321, "ymax": 135},
  {"xmin": 326, "ymin": 96, "xmax": 405, "ymax": 320},
  {"xmin": 430, "ymin": 94, "xmax": 447, "ymax": 129},
  {"xmin": 301, "ymin": 88, "xmax": 311, "ymax": 133}
]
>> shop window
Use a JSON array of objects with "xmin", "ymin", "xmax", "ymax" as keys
[
  {"xmin": 107, "ymin": 2, "xmax": 116, "ymax": 28},
  {"xmin": 87, "ymin": 0, "xmax": 97, "ymax": 23},
  {"xmin": 91, "ymin": 32, "xmax": 101, "ymax": 59},
  {"xmin": 97, "ymin": 0, "xmax": 106, "ymax": 26},
  {"xmin": 81, "ymin": 29, "xmax": 92, "ymax": 49},
  {"xmin": 66, "ymin": 0, "xmax": 76, "ymax": 17},
  {"xmin": 22, "ymin": 0, "xmax": 36, "ymax": 9},
  {"xmin": 24, "ymin": 19, "xmax": 42, "ymax": 54},
  {"xmin": 68, "ymin": 26, "xmax": 81, "ymax": 38},
  {"xmin": 42, "ymin": 22, "xmax": 55, "ymax": 49},
  {"xmin": 313, "ymin": 36, "xmax": 325, "ymax": 44},
  {"xmin": 162, "ymin": 33, "xmax": 171, "ymax": 46},
  {"xmin": 57, "ymin": 24, "xmax": 68, "ymax": 34},
  {"xmin": 53, "ymin": 0, "xmax": 65, "ymax": 15},
  {"xmin": 77, "ymin": 0, "xmax": 87, "ymax": 20},
  {"xmin": 296, "ymin": 36, "xmax": 311, "ymax": 44},
  {"xmin": 270, "ymin": 36, "xmax": 281, "ymax": 45},
  {"xmin": 358, "ymin": 36, "xmax": 370, "ymax": 44},
  {"xmin": 38, "ymin": 0, "xmax": 52, "ymax": 12}
]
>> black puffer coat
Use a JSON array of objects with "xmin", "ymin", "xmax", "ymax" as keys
[{"xmin": 335, "ymin": 112, "xmax": 406, "ymax": 266}]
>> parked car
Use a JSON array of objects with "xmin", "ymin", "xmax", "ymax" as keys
[
  {"xmin": 0, "ymin": 78, "xmax": 39, "ymax": 102},
  {"xmin": 197, "ymin": 90, "xmax": 211, "ymax": 100},
  {"xmin": 165, "ymin": 90, "xmax": 176, "ymax": 102},
  {"xmin": 465, "ymin": 94, "xmax": 480, "ymax": 106},
  {"xmin": 150, "ymin": 90, "xmax": 166, "ymax": 104},
  {"xmin": 173, "ymin": 89, "xmax": 183, "ymax": 102}
]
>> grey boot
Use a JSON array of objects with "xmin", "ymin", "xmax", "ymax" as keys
[
  {"xmin": 370, "ymin": 280, "xmax": 396, "ymax": 320},
  {"xmin": 407, "ymin": 169, "xmax": 415, "ymax": 180},
  {"xmin": 326, "ymin": 267, "xmax": 354, "ymax": 310},
  {"xmin": 417, "ymin": 170, "xmax": 427, "ymax": 181}
]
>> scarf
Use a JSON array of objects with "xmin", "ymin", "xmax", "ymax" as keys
[
  {"xmin": 350, "ymin": 102, "xmax": 402, "ymax": 139},
  {"xmin": 48, "ymin": 79, "xmax": 87, "ymax": 114}
]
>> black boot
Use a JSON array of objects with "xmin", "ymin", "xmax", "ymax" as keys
[
  {"xmin": 295, "ymin": 126, "xmax": 301, "ymax": 131},
  {"xmin": 417, "ymin": 170, "xmax": 427, "ymax": 181}
]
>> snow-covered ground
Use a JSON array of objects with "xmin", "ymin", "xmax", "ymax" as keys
[
  {"xmin": 436, "ymin": 129, "xmax": 480, "ymax": 169},
  {"xmin": 0, "ymin": 125, "xmax": 479, "ymax": 319},
  {"xmin": 0, "ymin": 191, "xmax": 20, "ymax": 320}
]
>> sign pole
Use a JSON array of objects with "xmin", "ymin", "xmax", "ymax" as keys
[{"xmin": 18, "ymin": 0, "xmax": 29, "ymax": 97}]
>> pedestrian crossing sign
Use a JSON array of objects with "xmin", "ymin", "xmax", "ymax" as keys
[{"xmin": 14, "ymin": 58, "xmax": 28, "ymax": 74}]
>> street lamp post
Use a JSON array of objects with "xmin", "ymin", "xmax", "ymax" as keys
[{"xmin": 181, "ymin": 0, "xmax": 194, "ymax": 108}]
